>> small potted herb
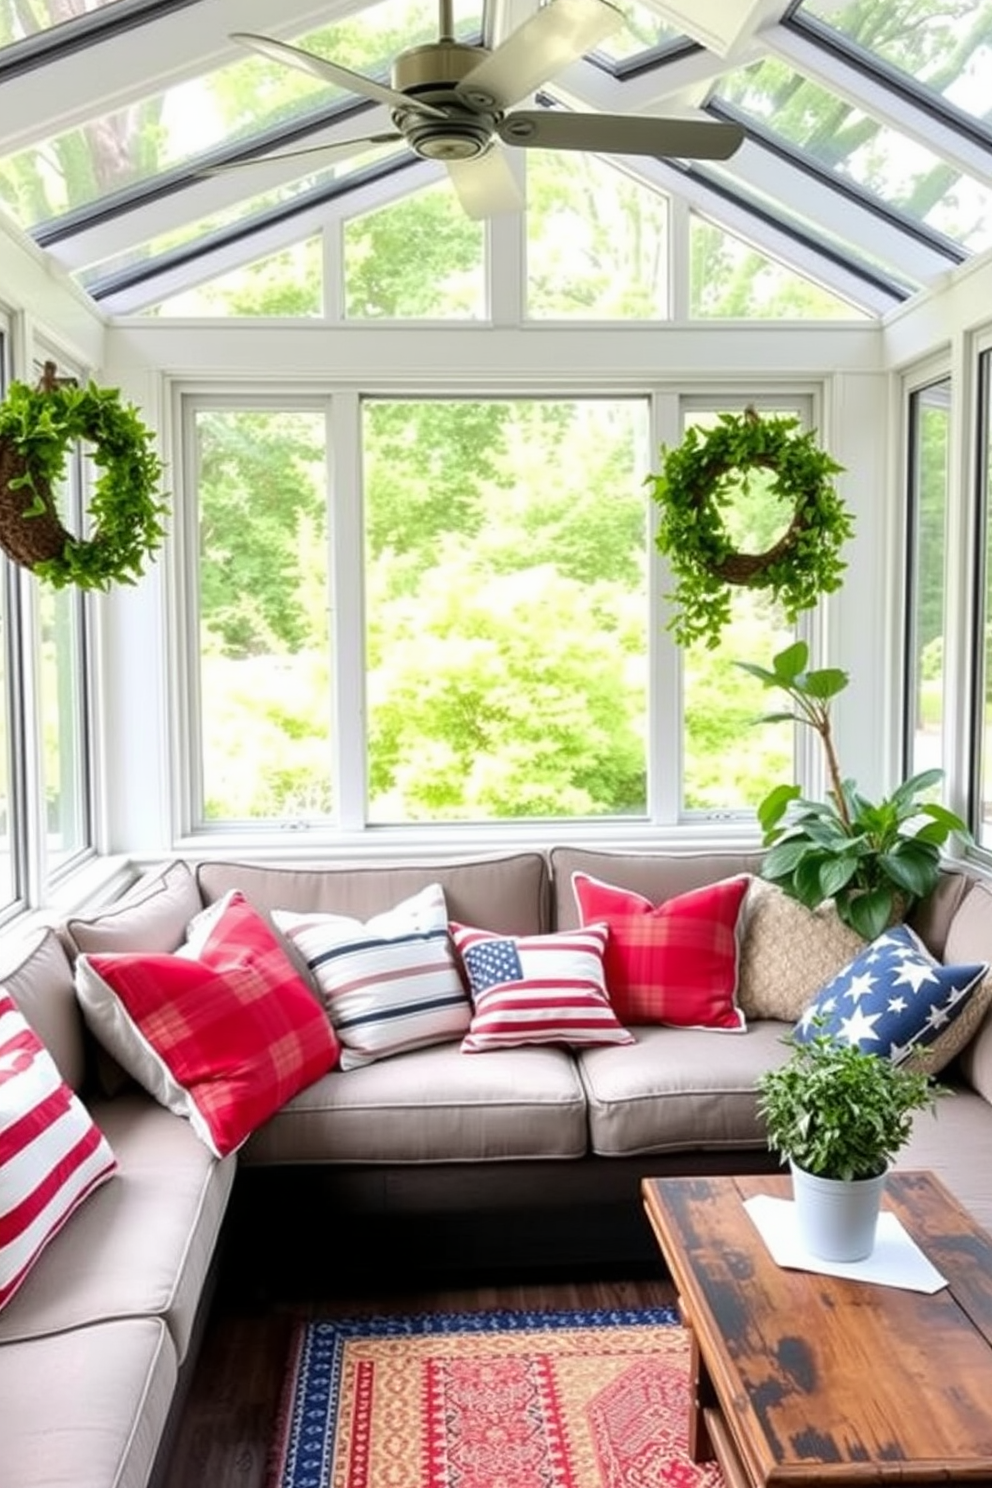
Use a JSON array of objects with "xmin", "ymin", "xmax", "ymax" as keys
[{"xmin": 756, "ymin": 1029, "xmax": 941, "ymax": 1261}]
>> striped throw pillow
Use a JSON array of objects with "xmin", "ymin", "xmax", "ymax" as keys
[
  {"xmin": 0, "ymin": 992, "xmax": 117, "ymax": 1311},
  {"xmin": 74, "ymin": 891, "xmax": 339, "ymax": 1158},
  {"xmin": 451, "ymin": 922, "xmax": 634, "ymax": 1052},
  {"xmin": 274, "ymin": 884, "xmax": 471, "ymax": 1069}
]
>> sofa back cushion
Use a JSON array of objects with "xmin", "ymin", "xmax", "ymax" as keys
[
  {"xmin": 62, "ymin": 860, "xmax": 203, "ymax": 957},
  {"xmin": 196, "ymin": 852, "xmax": 551, "ymax": 936},
  {"xmin": 1, "ymin": 928, "xmax": 86, "ymax": 1092},
  {"xmin": 550, "ymin": 847, "xmax": 762, "ymax": 931},
  {"xmin": 944, "ymin": 879, "xmax": 992, "ymax": 1099}
]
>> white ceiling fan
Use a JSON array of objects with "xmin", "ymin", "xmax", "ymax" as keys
[{"xmin": 228, "ymin": 0, "xmax": 745, "ymax": 218}]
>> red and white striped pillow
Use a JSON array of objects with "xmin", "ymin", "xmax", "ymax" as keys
[
  {"xmin": 451, "ymin": 921, "xmax": 633, "ymax": 1052},
  {"xmin": 0, "ymin": 991, "xmax": 117, "ymax": 1311},
  {"xmin": 74, "ymin": 891, "xmax": 339, "ymax": 1158}
]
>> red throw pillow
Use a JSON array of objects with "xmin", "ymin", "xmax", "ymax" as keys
[
  {"xmin": 74, "ymin": 890, "xmax": 340, "ymax": 1157},
  {"xmin": 571, "ymin": 872, "xmax": 750, "ymax": 1030}
]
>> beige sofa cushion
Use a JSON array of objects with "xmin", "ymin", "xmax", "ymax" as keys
[
  {"xmin": 945, "ymin": 879, "xmax": 992, "ymax": 1102},
  {"xmin": 0, "ymin": 1316, "xmax": 176, "ymax": 1488},
  {"xmin": 0, "ymin": 1094, "xmax": 234, "ymax": 1364},
  {"xmin": 737, "ymin": 877, "xmax": 867, "ymax": 1022},
  {"xmin": 576, "ymin": 1021, "xmax": 793, "ymax": 1157},
  {"xmin": 550, "ymin": 846, "xmax": 762, "ymax": 931},
  {"xmin": 1, "ymin": 925, "xmax": 86, "ymax": 1090},
  {"xmin": 241, "ymin": 1041, "xmax": 587, "ymax": 1164},
  {"xmin": 196, "ymin": 852, "xmax": 551, "ymax": 936},
  {"xmin": 62, "ymin": 859, "xmax": 202, "ymax": 956}
]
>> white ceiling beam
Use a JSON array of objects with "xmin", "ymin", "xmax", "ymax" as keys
[
  {"xmin": 41, "ymin": 105, "xmax": 397, "ymax": 272},
  {"xmin": 645, "ymin": 0, "xmax": 789, "ymax": 58},
  {"xmin": 768, "ymin": 23, "xmax": 992, "ymax": 186},
  {"xmin": 713, "ymin": 137, "xmax": 959, "ymax": 285},
  {"xmin": 0, "ymin": 0, "xmax": 360, "ymax": 153}
]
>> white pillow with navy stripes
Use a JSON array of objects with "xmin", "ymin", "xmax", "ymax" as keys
[{"xmin": 273, "ymin": 884, "xmax": 470, "ymax": 1069}]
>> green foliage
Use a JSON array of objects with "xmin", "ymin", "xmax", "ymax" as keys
[
  {"xmin": 0, "ymin": 377, "xmax": 167, "ymax": 591},
  {"xmin": 740, "ymin": 641, "xmax": 970, "ymax": 939},
  {"xmin": 646, "ymin": 410, "xmax": 853, "ymax": 650},
  {"xmin": 757, "ymin": 1028, "xmax": 940, "ymax": 1181}
]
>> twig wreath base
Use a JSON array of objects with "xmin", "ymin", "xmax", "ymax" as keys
[
  {"xmin": 645, "ymin": 407, "xmax": 853, "ymax": 649},
  {"xmin": 0, "ymin": 363, "xmax": 167, "ymax": 591}
]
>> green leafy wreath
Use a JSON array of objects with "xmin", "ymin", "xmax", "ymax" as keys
[
  {"xmin": 0, "ymin": 363, "xmax": 167, "ymax": 591},
  {"xmin": 645, "ymin": 407, "xmax": 853, "ymax": 650}
]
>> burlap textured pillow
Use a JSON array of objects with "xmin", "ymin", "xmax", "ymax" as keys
[{"xmin": 737, "ymin": 877, "xmax": 867, "ymax": 1022}]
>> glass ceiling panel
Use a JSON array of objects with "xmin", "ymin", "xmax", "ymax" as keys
[
  {"xmin": 594, "ymin": 0, "xmax": 687, "ymax": 61},
  {"xmin": 695, "ymin": 161, "xmax": 921, "ymax": 299},
  {"xmin": 798, "ymin": 0, "xmax": 992, "ymax": 124},
  {"xmin": 0, "ymin": 0, "xmax": 481, "ymax": 232},
  {"xmin": 0, "ymin": 0, "xmax": 126, "ymax": 47},
  {"xmin": 717, "ymin": 59, "xmax": 992, "ymax": 254},
  {"xmin": 76, "ymin": 142, "xmax": 405, "ymax": 291}
]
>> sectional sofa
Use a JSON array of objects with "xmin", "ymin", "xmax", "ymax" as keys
[{"xmin": 3, "ymin": 844, "xmax": 992, "ymax": 1488}]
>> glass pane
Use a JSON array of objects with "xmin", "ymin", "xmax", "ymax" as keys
[
  {"xmin": 595, "ymin": 0, "xmax": 688, "ymax": 60},
  {"xmin": 689, "ymin": 214, "xmax": 870, "ymax": 319},
  {"xmin": 153, "ymin": 237, "xmax": 323, "ymax": 317},
  {"xmin": 679, "ymin": 406, "xmax": 800, "ymax": 813},
  {"xmin": 76, "ymin": 141, "xmax": 401, "ymax": 294},
  {"xmin": 0, "ymin": 0, "xmax": 125, "ymax": 48},
  {"xmin": 0, "ymin": 0, "xmax": 482, "ymax": 231},
  {"xmin": 344, "ymin": 182, "xmax": 485, "ymax": 319},
  {"xmin": 195, "ymin": 407, "xmax": 331, "ymax": 821},
  {"xmin": 906, "ymin": 379, "xmax": 949, "ymax": 783},
  {"xmin": 364, "ymin": 397, "xmax": 650, "ymax": 822},
  {"xmin": 39, "ymin": 580, "xmax": 88, "ymax": 873},
  {"xmin": 799, "ymin": 0, "xmax": 992, "ymax": 125},
  {"xmin": 717, "ymin": 59, "xmax": 992, "ymax": 253},
  {"xmin": 527, "ymin": 153, "xmax": 669, "ymax": 318},
  {"xmin": 0, "ymin": 577, "xmax": 11, "ymax": 906}
]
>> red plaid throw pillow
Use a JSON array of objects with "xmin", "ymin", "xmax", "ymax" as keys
[
  {"xmin": 0, "ymin": 991, "xmax": 117, "ymax": 1310},
  {"xmin": 75, "ymin": 891, "xmax": 339, "ymax": 1157},
  {"xmin": 572, "ymin": 872, "xmax": 750, "ymax": 1029}
]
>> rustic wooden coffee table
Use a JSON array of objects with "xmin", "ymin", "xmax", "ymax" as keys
[{"xmin": 642, "ymin": 1171, "xmax": 992, "ymax": 1486}]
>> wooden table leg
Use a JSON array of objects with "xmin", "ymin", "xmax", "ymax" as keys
[{"xmin": 687, "ymin": 1327, "xmax": 718, "ymax": 1463}]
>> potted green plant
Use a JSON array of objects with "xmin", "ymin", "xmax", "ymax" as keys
[
  {"xmin": 737, "ymin": 640, "xmax": 969, "ymax": 940},
  {"xmin": 756, "ymin": 1028, "xmax": 940, "ymax": 1260}
]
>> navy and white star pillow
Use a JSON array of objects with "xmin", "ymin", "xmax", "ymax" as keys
[{"xmin": 794, "ymin": 921, "xmax": 989, "ymax": 1070}]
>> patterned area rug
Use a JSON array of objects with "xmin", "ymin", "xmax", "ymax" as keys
[{"xmin": 267, "ymin": 1306, "xmax": 725, "ymax": 1488}]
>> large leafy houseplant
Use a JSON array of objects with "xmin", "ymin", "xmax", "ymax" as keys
[
  {"xmin": 739, "ymin": 641, "xmax": 969, "ymax": 940},
  {"xmin": 757, "ymin": 1028, "xmax": 939, "ymax": 1182}
]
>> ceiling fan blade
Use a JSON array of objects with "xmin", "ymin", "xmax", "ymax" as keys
[
  {"xmin": 497, "ymin": 112, "xmax": 746, "ymax": 160},
  {"xmin": 230, "ymin": 32, "xmax": 447, "ymax": 119},
  {"xmin": 197, "ymin": 133, "xmax": 403, "ymax": 176},
  {"xmin": 446, "ymin": 147, "xmax": 524, "ymax": 219},
  {"xmin": 456, "ymin": 0, "xmax": 623, "ymax": 111}
]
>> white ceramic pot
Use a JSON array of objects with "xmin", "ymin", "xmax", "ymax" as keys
[{"xmin": 789, "ymin": 1160, "xmax": 887, "ymax": 1262}]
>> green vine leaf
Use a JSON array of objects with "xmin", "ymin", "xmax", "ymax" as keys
[
  {"xmin": 0, "ymin": 366, "xmax": 168, "ymax": 591},
  {"xmin": 644, "ymin": 409, "xmax": 854, "ymax": 649}
]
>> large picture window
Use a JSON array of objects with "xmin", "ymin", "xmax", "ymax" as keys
[
  {"xmin": 905, "ymin": 378, "xmax": 950, "ymax": 784},
  {"xmin": 183, "ymin": 388, "xmax": 823, "ymax": 833}
]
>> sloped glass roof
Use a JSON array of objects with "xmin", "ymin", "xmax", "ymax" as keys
[{"xmin": 0, "ymin": 0, "xmax": 989, "ymax": 319}]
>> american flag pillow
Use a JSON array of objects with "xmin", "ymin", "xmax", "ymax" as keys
[
  {"xmin": 274, "ymin": 884, "xmax": 471, "ymax": 1069},
  {"xmin": 572, "ymin": 872, "xmax": 750, "ymax": 1030},
  {"xmin": 74, "ymin": 890, "xmax": 339, "ymax": 1158},
  {"xmin": 451, "ymin": 922, "xmax": 633, "ymax": 1052},
  {"xmin": 0, "ymin": 991, "xmax": 117, "ymax": 1311}
]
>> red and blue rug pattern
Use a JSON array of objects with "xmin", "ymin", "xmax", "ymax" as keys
[{"xmin": 267, "ymin": 1306, "xmax": 725, "ymax": 1488}]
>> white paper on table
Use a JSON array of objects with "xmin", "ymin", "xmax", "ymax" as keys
[{"xmin": 743, "ymin": 1194, "xmax": 947, "ymax": 1293}]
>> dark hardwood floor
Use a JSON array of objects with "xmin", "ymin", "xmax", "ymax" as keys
[{"xmin": 161, "ymin": 1267, "xmax": 678, "ymax": 1488}]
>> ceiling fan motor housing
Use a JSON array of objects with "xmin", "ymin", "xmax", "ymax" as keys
[{"xmin": 392, "ymin": 42, "xmax": 500, "ymax": 160}]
